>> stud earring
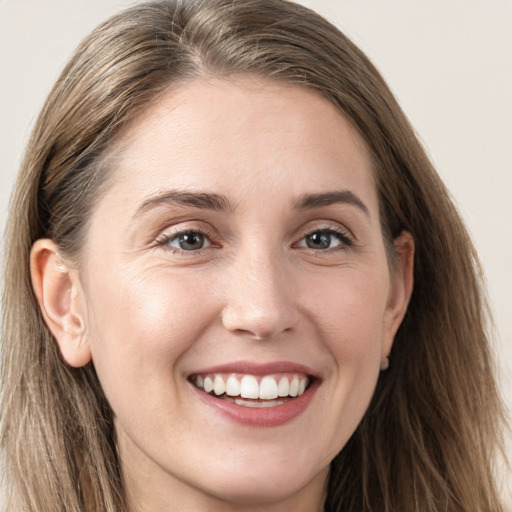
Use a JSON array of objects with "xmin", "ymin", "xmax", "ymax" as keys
[{"xmin": 380, "ymin": 357, "xmax": 389, "ymax": 371}]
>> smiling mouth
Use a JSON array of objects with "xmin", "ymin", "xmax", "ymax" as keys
[{"xmin": 189, "ymin": 373, "xmax": 311, "ymax": 408}]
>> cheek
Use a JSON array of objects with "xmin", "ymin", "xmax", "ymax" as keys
[
  {"xmin": 302, "ymin": 268, "xmax": 389, "ymax": 439},
  {"xmin": 330, "ymin": 275, "xmax": 389, "ymax": 402},
  {"xmin": 82, "ymin": 264, "xmax": 217, "ymax": 406},
  {"xmin": 305, "ymin": 266, "xmax": 390, "ymax": 359}
]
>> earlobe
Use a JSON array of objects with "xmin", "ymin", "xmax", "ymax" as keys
[
  {"xmin": 382, "ymin": 231, "xmax": 415, "ymax": 358},
  {"xmin": 30, "ymin": 239, "xmax": 92, "ymax": 368}
]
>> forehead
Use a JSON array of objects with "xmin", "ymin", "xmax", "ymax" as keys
[{"xmin": 102, "ymin": 77, "xmax": 377, "ymax": 214}]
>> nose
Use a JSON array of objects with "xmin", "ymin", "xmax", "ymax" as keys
[{"xmin": 220, "ymin": 250, "xmax": 300, "ymax": 341}]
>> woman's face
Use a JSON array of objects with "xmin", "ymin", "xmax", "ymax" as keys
[{"xmin": 73, "ymin": 79, "xmax": 412, "ymax": 510}]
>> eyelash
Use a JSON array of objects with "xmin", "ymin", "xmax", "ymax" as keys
[
  {"xmin": 154, "ymin": 225, "xmax": 354, "ymax": 255},
  {"xmin": 154, "ymin": 226, "xmax": 215, "ymax": 255},
  {"xmin": 294, "ymin": 226, "xmax": 354, "ymax": 252}
]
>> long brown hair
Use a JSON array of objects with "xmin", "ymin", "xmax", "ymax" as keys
[{"xmin": 1, "ymin": 1, "xmax": 506, "ymax": 510}]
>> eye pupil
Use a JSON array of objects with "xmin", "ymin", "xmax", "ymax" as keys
[
  {"xmin": 178, "ymin": 232, "xmax": 204, "ymax": 250},
  {"xmin": 306, "ymin": 231, "xmax": 331, "ymax": 249}
]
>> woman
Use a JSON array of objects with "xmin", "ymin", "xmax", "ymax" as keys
[{"xmin": 1, "ymin": 0, "xmax": 506, "ymax": 511}]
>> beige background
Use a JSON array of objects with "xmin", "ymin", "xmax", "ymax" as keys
[{"xmin": 0, "ymin": 0, "xmax": 510, "ymax": 507}]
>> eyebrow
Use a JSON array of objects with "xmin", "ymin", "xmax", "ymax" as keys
[
  {"xmin": 134, "ymin": 188, "xmax": 369, "ymax": 219},
  {"xmin": 293, "ymin": 190, "xmax": 370, "ymax": 217},
  {"xmin": 135, "ymin": 190, "xmax": 235, "ymax": 218}
]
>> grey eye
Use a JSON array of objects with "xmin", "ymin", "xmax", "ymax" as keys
[
  {"xmin": 298, "ymin": 230, "xmax": 344, "ymax": 250},
  {"xmin": 169, "ymin": 231, "xmax": 210, "ymax": 251}
]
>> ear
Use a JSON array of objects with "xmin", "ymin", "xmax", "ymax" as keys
[
  {"xmin": 30, "ymin": 239, "xmax": 92, "ymax": 367},
  {"xmin": 382, "ymin": 231, "xmax": 415, "ymax": 361}
]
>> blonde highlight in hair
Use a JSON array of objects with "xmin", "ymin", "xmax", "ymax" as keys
[{"xmin": 1, "ymin": 1, "xmax": 506, "ymax": 510}]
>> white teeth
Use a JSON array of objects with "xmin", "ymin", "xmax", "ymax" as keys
[
  {"xmin": 240, "ymin": 375, "xmax": 259, "ymax": 399},
  {"xmin": 225, "ymin": 374, "xmax": 240, "ymax": 396},
  {"xmin": 213, "ymin": 375, "xmax": 225, "ymax": 396},
  {"xmin": 277, "ymin": 376, "xmax": 289, "ymax": 397},
  {"xmin": 194, "ymin": 372, "xmax": 311, "ymax": 401},
  {"xmin": 204, "ymin": 376, "xmax": 214, "ymax": 393},
  {"xmin": 259, "ymin": 376, "xmax": 279, "ymax": 399},
  {"xmin": 234, "ymin": 398, "xmax": 286, "ymax": 408},
  {"xmin": 298, "ymin": 377, "xmax": 307, "ymax": 396},
  {"xmin": 289, "ymin": 376, "xmax": 299, "ymax": 397}
]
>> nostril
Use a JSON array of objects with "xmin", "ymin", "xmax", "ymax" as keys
[{"xmin": 220, "ymin": 303, "xmax": 298, "ymax": 341}]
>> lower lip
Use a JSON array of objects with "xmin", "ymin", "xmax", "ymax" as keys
[{"xmin": 190, "ymin": 380, "xmax": 319, "ymax": 428}]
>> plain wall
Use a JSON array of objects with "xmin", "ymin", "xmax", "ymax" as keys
[{"xmin": 1, "ymin": 0, "xmax": 510, "ymax": 507}]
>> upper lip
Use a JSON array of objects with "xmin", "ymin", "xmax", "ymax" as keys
[{"xmin": 189, "ymin": 361, "xmax": 320, "ymax": 378}]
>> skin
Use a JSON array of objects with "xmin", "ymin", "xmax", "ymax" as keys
[{"xmin": 31, "ymin": 78, "xmax": 414, "ymax": 512}]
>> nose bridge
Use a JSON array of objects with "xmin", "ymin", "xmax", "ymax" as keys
[{"xmin": 221, "ymin": 243, "xmax": 298, "ymax": 340}]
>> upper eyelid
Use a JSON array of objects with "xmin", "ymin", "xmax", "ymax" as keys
[
  {"xmin": 154, "ymin": 223, "xmax": 218, "ymax": 247},
  {"xmin": 296, "ymin": 223, "xmax": 354, "ymax": 241},
  {"xmin": 302, "ymin": 225, "xmax": 348, "ymax": 235},
  {"xmin": 156, "ymin": 221, "xmax": 216, "ymax": 237}
]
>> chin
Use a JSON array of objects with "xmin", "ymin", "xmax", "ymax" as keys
[
  {"xmin": 190, "ymin": 448, "xmax": 329, "ymax": 507},
  {"xmin": 201, "ymin": 469, "xmax": 323, "ymax": 507}
]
